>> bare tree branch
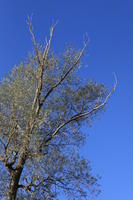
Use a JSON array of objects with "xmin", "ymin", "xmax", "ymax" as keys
[
  {"xmin": 44, "ymin": 74, "xmax": 117, "ymax": 143},
  {"xmin": 27, "ymin": 16, "xmax": 41, "ymax": 66},
  {"xmin": 40, "ymin": 40, "xmax": 88, "ymax": 107},
  {"xmin": 27, "ymin": 18, "xmax": 56, "ymax": 115}
]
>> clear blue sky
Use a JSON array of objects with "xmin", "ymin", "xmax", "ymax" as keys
[{"xmin": 0, "ymin": 1, "xmax": 133, "ymax": 200}]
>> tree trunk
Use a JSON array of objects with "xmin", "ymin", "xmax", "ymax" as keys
[
  {"xmin": 7, "ymin": 148, "xmax": 27, "ymax": 200},
  {"xmin": 7, "ymin": 169, "xmax": 23, "ymax": 200}
]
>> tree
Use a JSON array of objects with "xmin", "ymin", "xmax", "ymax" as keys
[{"xmin": 0, "ymin": 20, "xmax": 116, "ymax": 200}]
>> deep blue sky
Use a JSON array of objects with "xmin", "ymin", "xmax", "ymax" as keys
[{"xmin": 0, "ymin": 1, "xmax": 133, "ymax": 200}]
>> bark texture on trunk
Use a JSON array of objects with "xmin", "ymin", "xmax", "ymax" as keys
[
  {"xmin": 6, "ymin": 123, "xmax": 33, "ymax": 199},
  {"xmin": 7, "ymin": 169, "xmax": 22, "ymax": 200},
  {"xmin": 6, "ymin": 148, "xmax": 27, "ymax": 200}
]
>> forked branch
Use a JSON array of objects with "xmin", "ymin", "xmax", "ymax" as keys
[{"xmin": 27, "ymin": 17, "xmax": 56, "ymax": 115}]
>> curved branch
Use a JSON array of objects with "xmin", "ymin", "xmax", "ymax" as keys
[{"xmin": 46, "ymin": 74, "xmax": 117, "ymax": 141}]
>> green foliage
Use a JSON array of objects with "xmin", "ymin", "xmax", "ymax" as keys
[{"xmin": 0, "ymin": 23, "xmax": 110, "ymax": 200}]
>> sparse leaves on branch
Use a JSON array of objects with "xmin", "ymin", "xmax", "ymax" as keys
[{"xmin": 0, "ymin": 19, "xmax": 116, "ymax": 200}]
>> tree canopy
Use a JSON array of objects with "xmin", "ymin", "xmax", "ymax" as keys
[{"xmin": 0, "ymin": 20, "xmax": 116, "ymax": 200}]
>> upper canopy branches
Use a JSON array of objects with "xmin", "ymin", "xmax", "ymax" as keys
[{"xmin": 0, "ymin": 20, "xmax": 117, "ymax": 199}]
